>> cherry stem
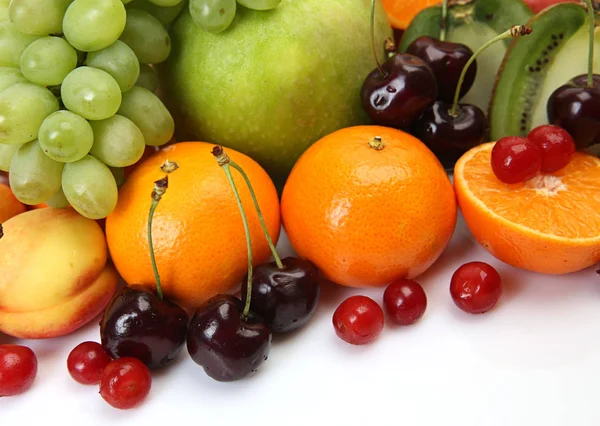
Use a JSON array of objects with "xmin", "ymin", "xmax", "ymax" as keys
[
  {"xmin": 450, "ymin": 25, "xmax": 533, "ymax": 117},
  {"xmin": 585, "ymin": 0, "xmax": 595, "ymax": 87},
  {"xmin": 370, "ymin": 0, "xmax": 384, "ymax": 76},
  {"xmin": 147, "ymin": 160, "xmax": 179, "ymax": 301},
  {"xmin": 440, "ymin": 0, "xmax": 448, "ymax": 42}
]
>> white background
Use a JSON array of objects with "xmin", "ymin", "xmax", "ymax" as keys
[{"xmin": 2, "ymin": 213, "xmax": 599, "ymax": 426}]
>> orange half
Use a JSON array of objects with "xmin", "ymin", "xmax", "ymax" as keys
[
  {"xmin": 454, "ymin": 142, "xmax": 600, "ymax": 275},
  {"xmin": 381, "ymin": 0, "xmax": 440, "ymax": 30}
]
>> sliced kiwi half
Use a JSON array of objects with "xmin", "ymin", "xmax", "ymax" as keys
[
  {"xmin": 399, "ymin": 0, "xmax": 533, "ymax": 113},
  {"xmin": 489, "ymin": 3, "xmax": 600, "ymax": 141}
]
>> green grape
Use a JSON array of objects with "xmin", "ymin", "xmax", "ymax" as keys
[
  {"xmin": 45, "ymin": 187, "xmax": 70, "ymax": 208},
  {"xmin": 61, "ymin": 66, "xmax": 122, "ymax": 120},
  {"xmin": 0, "ymin": 67, "xmax": 28, "ymax": 92},
  {"xmin": 127, "ymin": 0, "xmax": 184, "ymax": 26},
  {"xmin": 118, "ymin": 86, "xmax": 173, "ymax": 146},
  {"xmin": 0, "ymin": 0, "xmax": 9, "ymax": 6},
  {"xmin": 85, "ymin": 40, "xmax": 140, "ymax": 92},
  {"xmin": 9, "ymin": 140, "xmax": 64, "ymax": 205},
  {"xmin": 121, "ymin": 0, "xmax": 134, "ymax": 4},
  {"xmin": 189, "ymin": 0, "xmax": 236, "ymax": 34},
  {"xmin": 119, "ymin": 9, "xmax": 170, "ymax": 64},
  {"xmin": 147, "ymin": 0, "xmax": 181, "ymax": 7},
  {"xmin": 89, "ymin": 114, "xmax": 144, "ymax": 167},
  {"xmin": 109, "ymin": 166, "xmax": 125, "ymax": 187},
  {"xmin": 38, "ymin": 110, "xmax": 94, "ymax": 162},
  {"xmin": 0, "ymin": 142, "xmax": 21, "ymax": 171},
  {"xmin": 135, "ymin": 63, "xmax": 158, "ymax": 92},
  {"xmin": 63, "ymin": 0, "xmax": 126, "ymax": 52},
  {"xmin": 0, "ymin": 6, "xmax": 8, "ymax": 23},
  {"xmin": 20, "ymin": 36, "xmax": 78, "ymax": 86},
  {"xmin": 61, "ymin": 154, "xmax": 118, "ymax": 219},
  {"xmin": 0, "ymin": 83, "xmax": 59, "ymax": 145},
  {"xmin": 235, "ymin": 0, "xmax": 279, "ymax": 10},
  {"xmin": 8, "ymin": 0, "xmax": 73, "ymax": 36},
  {"xmin": 0, "ymin": 21, "xmax": 40, "ymax": 67}
]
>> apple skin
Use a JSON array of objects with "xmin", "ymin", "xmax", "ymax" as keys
[
  {"xmin": 523, "ymin": 0, "xmax": 579, "ymax": 13},
  {"xmin": 159, "ymin": 0, "xmax": 393, "ymax": 183},
  {"xmin": 0, "ymin": 208, "xmax": 118, "ymax": 339}
]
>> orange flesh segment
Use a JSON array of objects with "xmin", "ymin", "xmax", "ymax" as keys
[
  {"xmin": 381, "ymin": 0, "xmax": 440, "ymax": 29},
  {"xmin": 461, "ymin": 147, "xmax": 600, "ymax": 240}
]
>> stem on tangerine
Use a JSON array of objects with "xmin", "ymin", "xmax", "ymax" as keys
[
  {"xmin": 370, "ymin": 0, "xmax": 384, "ymax": 76},
  {"xmin": 440, "ymin": 0, "xmax": 448, "ymax": 42},
  {"xmin": 585, "ymin": 0, "xmax": 596, "ymax": 87},
  {"xmin": 449, "ymin": 25, "xmax": 533, "ymax": 117}
]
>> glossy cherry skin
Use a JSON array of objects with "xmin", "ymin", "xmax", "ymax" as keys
[
  {"xmin": 0, "ymin": 345, "xmax": 37, "ymax": 397},
  {"xmin": 450, "ymin": 262, "xmax": 502, "ymax": 314},
  {"xmin": 100, "ymin": 285, "xmax": 189, "ymax": 370},
  {"xmin": 187, "ymin": 294, "xmax": 271, "ymax": 382},
  {"xmin": 547, "ymin": 74, "xmax": 600, "ymax": 149},
  {"xmin": 361, "ymin": 53, "xmax": 438, "ymax": 129},
  {"xmin": 383, "ymin": 279, "xmax": 427, "ymax": 326},
  {"xmin": 333, "ymin": 295, "xmax": 384, "ymax": 345},
  {"xmin": 67, "ymin": 341, "xmax": 112, "ymax": 385},
  {"xmin": 241, "ymin": 257, "xmax": 320, "ymax": 334},
  {"xmin": 99, "ymin": 357, "xmax": 152, "ymax": 410},
  {"xmin": 527, "ymin": 124, "xmax": 575, "ymax": 172},
  {"xmin": 406, "ymin": 36, "xmax": 476, "ymax": 103},
  {"xmin": 491, "ymin": 136, "xmax": 541, "ymax": 184},
  {"xmin": 410, "ymin": 101, "xmax": 487, "ymax": 169}
]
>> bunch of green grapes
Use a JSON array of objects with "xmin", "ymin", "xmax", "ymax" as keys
[
  {"xmin": 189, "ymin": 0, "xmax": 281, "ymax": 34},
  {"xmin": 0, "ymin": 0, "xmax": 184, "ymax": 220}
]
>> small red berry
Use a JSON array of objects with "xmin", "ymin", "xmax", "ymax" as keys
[
  {"xmin": 333, "ymin": 295, "xmax": 384, "ymax": 345},
  {"xmin": 491, "ymin": 136, "xmax": 542, "ymax": 184},
  {"xmin": 0, "ymin": 344, "xmax": 38, "ymax": 397},
  {"xmin": 527, "ymin": 124, "xmax": 575, "ymax": 172},
  {"xmin": 450, "ymin": 261, "xmax": 502, "ymax": 314},
  {"xmin": 99, "ymin": 357, "xmax": 151, "ymax": 410},
  {"xmin": 383, "ymin": 279, "xmax": 427, "ymax": 325},
  {"xmin": 67, "ymin": 341, "xmax": 112, "ymax": 385}
]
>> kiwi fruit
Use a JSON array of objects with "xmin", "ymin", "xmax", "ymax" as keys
[
  {"xmin": 399, "ymin": 0, "xmax": 533, "ymax": 113},
  {"xmin": 489, "ymin": 3, "xmax": 600, "ymax": 142}
]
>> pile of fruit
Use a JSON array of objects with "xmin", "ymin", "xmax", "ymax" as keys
[{"xmin": 1, "ymin": 0, "xmax": 599, "ymax": 413}]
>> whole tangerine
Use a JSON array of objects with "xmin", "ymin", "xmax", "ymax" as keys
[
  {"xmin": 281, "ymin": 126, "xmax": 456, "ymax": 287},
  {"xmin": 106, "ymin": 142, "xmax": 281, "ymax": 308}
]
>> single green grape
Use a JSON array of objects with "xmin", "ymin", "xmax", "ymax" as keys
[
  {"xmin": 63, "ymin": 0, "xmax": 126, "ymax": 52},
  {"xmin": 61, "ymin": 154, "xmax": 118, "ymax": 219},
  {"xmin": 20, "ymin": 36, "xmax": 78, "ymax": 86},
  {"xmin": 189, "ymin": 0, "xmax": 236, "ymax": 34},
  {"xmin": 0, "ymin": 6, "xmax": 8, "ymax": 23},
  {"xmin": 85, "ymin": 40, "xmax": 140, "ymax": 92},
  {"xmin": 135, "ymin": 63, "xmax": 158, "ymax": 92},
  {"xmin": 0, "ymin": 83, "xmax": 59, "ymax": 145},
  {"xmin": 126, "ymin": 0, "xmax": 184, "ymax": 26},
  {"xmin": 236, "ymin": 0, "xmax": 280, "ymax": 10},
  {"xmin": 89, "ymin": 114, "xmax": 145, "ymax": 167},
  {"xmin": 109, "ymin": 165, "xmax": 125, "ymax": 187},
  {"xmin": 38, "ymin": 110, "xmax": 94, "ymax": 163},
  {"xmin": 45, "ymin": 186, "xmax": 70, "ymax": 208},
  {"xmin": 61, "ymin": 66, "xmax": 122, "ymax": 120},
  {"xmin": 0, "ymin": 21, "xmax": 40, "ymax": 67},
  {"xmin": 119, "ymin": 8, "xmax": 170, "ymax": 64},
  {"xmin": 0, "ymin": 142, "xmax": 21, "ymax": 171},
  {"xmin": 8, "ymin": 0, "xmax": 73, "ymax": 36},
  {"xmin": 118, "ymin": 85, "xmax": 174, "ymax": 146},
  {"xmin": 147, "ymin": 0, "xmax": 182, "ymax": 7},
  {"xmin": 0, "ymin": 67, "xmax": 28, "ymax": 92},
  {"xmin": 9, "ymin": 140, "xmax": 64, "ymax": 205}
]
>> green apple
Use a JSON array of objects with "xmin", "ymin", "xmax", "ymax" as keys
[{"xmin": 159, "ymin": 0, "xmax": 392, "ymax": 184}]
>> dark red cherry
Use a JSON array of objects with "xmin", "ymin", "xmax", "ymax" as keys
[
  {"xmin": 410, "ymin": 101, "xmax": 487, "ymax": 169},
  {"xmin": 361, "ymin": 53, "xmax": 438, "ymax": 129},
  {"xmin": 99, "ymin": 286, "xmax": 189, "ymax": 370},
  {"xmin": 450, "ymin": 262, "xmax": 502, "ymax": 314},
  {"xmin": 406, "ymin": 36, "xmax": 476, "ymax": 103},
  {"xmin": 491, "ymin": 136, "xmax": 541, "ymax": 184},
  {"xmin": 526, "ymin": 124, "xmax": 575, "ymax": 172},
  {"xmin": 186, "ymin": 294, "xmax": 271, "ymax": 382},
  {"xmin": 547, "ymin": 74, "xmax": 600, "ymax": 149},
  {"xmin": 241, "ymin": 257, "xmax": 320, "ymax": 334}
]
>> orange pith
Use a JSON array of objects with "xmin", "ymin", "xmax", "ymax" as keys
[
  {"xmin": 454, "ymin": 142, "xmax": 600, "ymax": 274},
  {"xmin": 381, "ymin": 0, "xmax": 440, "ymax": 30}
]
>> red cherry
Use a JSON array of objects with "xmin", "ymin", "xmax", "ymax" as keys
[
  {"xmin": 67, "ymin": 341, "xmax": 112, "ymax": 385},
  {"xmin": 491, "ymin": 136, "xmax": 542, "ymax": 184},
  {"xmin": 332, "ymin": 295, "xmax": 384, "ymax": 345},
  {"xmin": 450, "ymin": 261, "xmax": 502, "ymax": 314},
  {"xmin": 526, "ymin": 125, "xmax": 575, "ymax": 173},
  {"xmin": 99, "ymin": 357, "xmax": 151, "ymax": 410},
  {"xmin": 0, "ymin": 344, "xmax": 38, "ymax": 397},
  {"xmin": 383, "ymin": 279, "xmax": 427, "ymax": 325}
]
